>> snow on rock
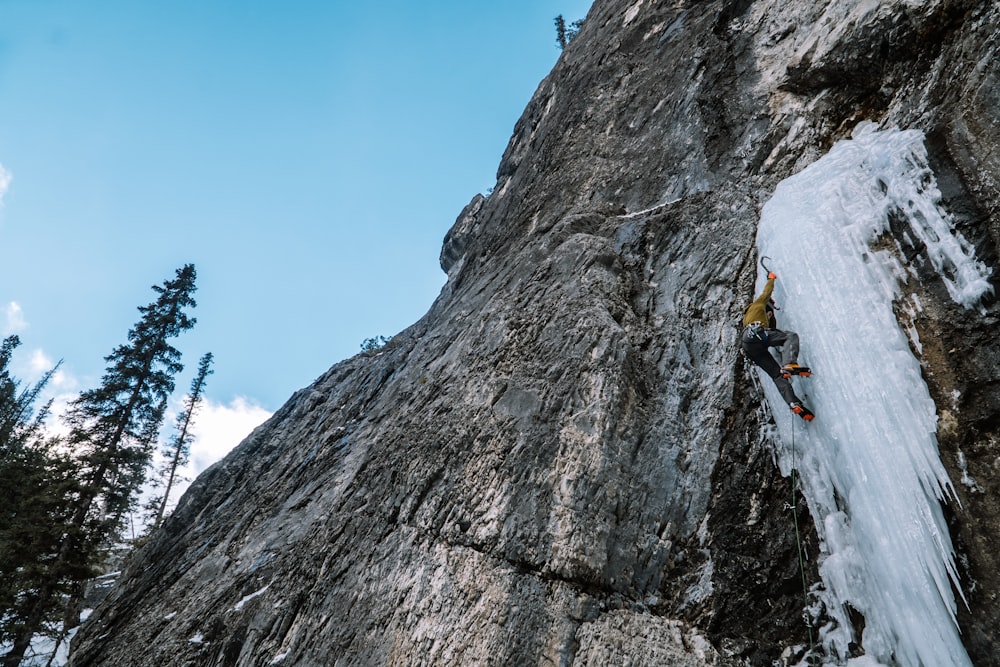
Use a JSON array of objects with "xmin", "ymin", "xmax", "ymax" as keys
[
  {"xmin": 268, "ymin": 651, "xmax": 290, "ymax": 664},
  {"xmin": 232, "ymin": 584, "xmax": 270, "ymax": 612},
  {"xmin": 756, "ymin": 123, "xmax": 990, "ymax": 666}
]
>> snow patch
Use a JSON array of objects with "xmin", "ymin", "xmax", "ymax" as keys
[
  {"xmin": 233, "ymin": 584, "xmax": 270, "ymax": 611},
  {"xmin": 757, "ymin": 124, "xmax": 979, "ymax": 666}
]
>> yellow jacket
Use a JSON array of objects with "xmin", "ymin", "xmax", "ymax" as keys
[{"xmin": 742, "ymin": 277, "xmax": 774, "ymax": 327}]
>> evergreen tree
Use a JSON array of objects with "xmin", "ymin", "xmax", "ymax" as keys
[
  {"xmin": 0, "ymin": 439, "xmax": 79, "ymax": 665},
  {"xmin": 0, "ymin": 336, "xmax": 56, "ymax": 448},
  {"xmin": 554, "ymin": 14, "xmax": 568, "ymax": 49},
  {"xmin": 2, "ymin": 264, "xmax": 198, "ymax": 666},
  {"xmin": 66, "ymin": 263, "xmax": 197, "ymax": 537},
  {"xmin": 554, "ymin": 14, "xmax": 584, "ymax": 50},
  {"xmin": 0, "ymin": 337, "xmax": 75, "ymax": 664},
  {"xmin": 568, "ymin": 18, "xmax": 584, "ymax": 44},
  {"xmin": 150, "ymin": 351, "xmax": 213, "ymax": 529}
]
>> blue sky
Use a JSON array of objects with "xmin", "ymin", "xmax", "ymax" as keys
[{"xmin": 0, "ymin": 0, "xmax": 593, "ymax": 437}]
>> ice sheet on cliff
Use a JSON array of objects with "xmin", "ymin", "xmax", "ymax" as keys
[{"xmin": 754, "ymin": 123, "xmax": 993, "ymax": 666}]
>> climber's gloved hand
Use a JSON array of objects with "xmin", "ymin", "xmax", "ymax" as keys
[{"xmin": 768, "ymin": 272, "xmax": 777, "ymax": 280}]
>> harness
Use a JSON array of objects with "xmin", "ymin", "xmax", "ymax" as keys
[{"xmin": 743, "ymin": 321, "xmax": 769, "ymax": 343}]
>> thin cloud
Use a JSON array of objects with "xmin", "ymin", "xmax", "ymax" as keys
[
  {"xmin": 187, "ymin": 396, "xmax": 272, "ymax": 474},
  {"xmin": 138, "ymin": 395, "xmax": 272, "ymax": 525},
  {"xmin": 3, "ymin": 301, "xmax": 27, "ymax": 335},
  {"xmin": 0, "ymin": 314, "xmax": 78, "ymax": 434},
  {"xmin": 0, "ymin": 163, "xmax": 10, "ymax": 203},
  {"xmin": 29, "ymin": 348, "xmax": 55, "ymax": 376}
]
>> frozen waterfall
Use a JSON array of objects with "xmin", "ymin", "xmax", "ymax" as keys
[{"xmin": 755, "ymin": 123, "xmax": 992, "ymax": 666}]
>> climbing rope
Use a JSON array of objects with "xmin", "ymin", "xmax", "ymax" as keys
[
  {"xmin": 790, "ymin": 416, "xmax": 817, "ymax": 655},
  {"xmin": 742, "ymin": 351, "xmax": 817, "ymax": 656}
]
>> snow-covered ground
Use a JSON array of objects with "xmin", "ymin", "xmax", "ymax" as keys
[
  {"xmin": 756, "ymin": 123, "xmax": 993, "ymax": 666},
  {"xmin": 2, "ymin": 608, "xmax": 90, "ymax": 667}
]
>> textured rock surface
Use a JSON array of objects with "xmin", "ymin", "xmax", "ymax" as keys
[{"xmin": 72, "ymin": 1, "xmax": 1000, "ymax": 665}]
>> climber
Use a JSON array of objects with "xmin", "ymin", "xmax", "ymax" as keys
[{"xmin": 741, "ymin": 271, "xmax": 814, "ymax": 421}]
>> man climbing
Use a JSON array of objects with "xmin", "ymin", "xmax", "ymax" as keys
[{"xmin": 741, "ymin": 270, "xmax": 814, "ymax": 421}]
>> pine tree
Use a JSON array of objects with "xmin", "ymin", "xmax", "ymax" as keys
[
  {"xmin": 0, "ymin": 337, "xmax": 75, "ymax": 664},
  {"xmin": 554, "ymin": 14, "xmax": 568, "ymax": 49},
  {"xmin": 150, "ymin": 351, "xmax": 213, "ymax": 529},
  {"xmin": 2, "ymin": 264, "xmax": 198, "ymax": 666},
  {"xmin": 554, "ymin": 14, "xmax": 584, "ymax": 50},
  {"xmin": 68, "ymin": 263, "xmax": 196, "ymax": 531},
  {"xmin": 0, "ymin": 439, "xmax": 79, "ymax": 664},
  {"xmin": 567, "ymin": 18, "xmax": 584, "ymax": 44},
  {"xmin": 0, "ymin": 336, "xmax": 56, "ymax": 448}
]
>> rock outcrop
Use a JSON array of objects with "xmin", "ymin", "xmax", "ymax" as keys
[{"xmin": 71, "ymin": 1, "xmax": 1000, "ymax": 665}]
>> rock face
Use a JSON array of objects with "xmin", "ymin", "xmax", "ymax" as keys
[{"xmin": 71, "ymin": 1, "xmax": 1000, "ymax": 665}]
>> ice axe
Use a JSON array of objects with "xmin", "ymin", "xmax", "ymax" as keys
[{"xmin": 759, "ymin": 255, "xmax": 780, "ymax": 310}]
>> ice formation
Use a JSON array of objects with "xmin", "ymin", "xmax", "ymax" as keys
[{"xmin": 755, "ymin": 123, "xmax": 992, "ymax": 666}]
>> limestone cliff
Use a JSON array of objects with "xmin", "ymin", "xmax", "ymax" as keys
[{"xmin": 71, "ymin": 1, "xmax": 1000, "ymax": 665}]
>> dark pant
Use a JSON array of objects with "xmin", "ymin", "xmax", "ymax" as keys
[{"xmin": 741, "ymin": 326, "xmax": 802, "ymax": 406}]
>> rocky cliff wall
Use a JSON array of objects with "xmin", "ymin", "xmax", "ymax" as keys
[{"xmin": 71, "ymin": 1, "xmax": 1000, "ymax": 665}]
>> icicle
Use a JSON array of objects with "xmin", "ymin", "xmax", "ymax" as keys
[{"xmin": 755, "ymin": 123, "xmax": 988, "ymax": 666}]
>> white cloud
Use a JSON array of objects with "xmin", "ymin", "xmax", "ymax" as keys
[
  {"xmin": 0, "ymin": 367, "xmax": 80, "ymax": 445},
  {"xmin": 3, "ymin": 301, "xmax": 27, "ymax": 335},
  {"xmin": 0, "ymin": 163, "xmax": 10, "ymax": 203},
  {"xmin": 149, "ymin": 395, "xmax": 271, "ymax": 514},
  {"xmin": 19, "ymin": 346, "xmax": 77, "ymax": 396},
  {"xmin": 31, "ymin": 352, "xmax": 76, "ymax": 391},
  {"xmin": 0, "ymin": 333, "xmax": 80, "ymax": 438},
  {"xmin": 26, "ymin": 349, "xmax": 80, "ymax": 435},
  {"xmin": 186, "ymin": 396, "xmax": 272, "ymax": 475},
  {"xmin": 29, "ymin": 348, "xmax": 55, "ymax": 376}
]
